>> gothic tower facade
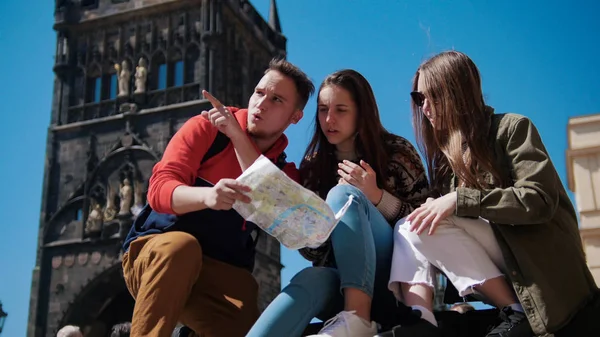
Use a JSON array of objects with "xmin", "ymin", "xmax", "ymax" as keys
[{"xmin": 28, "ymin": 1, "xmax": 286, "ymax": 336}]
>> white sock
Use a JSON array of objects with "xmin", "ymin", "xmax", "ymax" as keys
[
  {"xmin": 508, "ymin": 303, "xmax": 525, "ymax": 313},
  {"xmin": 357, "ymin": 316, "xmax": 372, "ymax": 328},
  {"xmin": 411, "ymin": 305, "xmax": 438, "ymax": 327}
]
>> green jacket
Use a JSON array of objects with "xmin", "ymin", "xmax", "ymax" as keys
[{"xmin": 449, "ymin": 110, "xmax": 597, "ymax": 336}]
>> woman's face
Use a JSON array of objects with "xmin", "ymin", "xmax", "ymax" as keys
[
  {"xmin": 317, "ymin": 85, "xmax": 358, "ymax": 152},
  {"xmin": 416, "ymin": 74, "xmax": 436, "ymax": 127}
]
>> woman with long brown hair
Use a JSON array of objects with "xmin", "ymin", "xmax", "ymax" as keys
[
  {"xmin": 247, "ymin": 69, "xmax": 429, "ymax": 337},
  {"xmin": 387, "ymin": 50, "xmax": 598, "ymax": 337}
]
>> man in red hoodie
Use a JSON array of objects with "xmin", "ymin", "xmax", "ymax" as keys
[{"xmin": 122, "ymin": 59, "xmax": 315, "ymax": 337}]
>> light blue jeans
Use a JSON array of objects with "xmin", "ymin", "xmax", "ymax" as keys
[{"xmin": 247, "ymin": 184, "xmax": 397, "ymax": 337}]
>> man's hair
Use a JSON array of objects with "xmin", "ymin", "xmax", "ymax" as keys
[
  {"xmin": 56, "ymin": 325, "xmax": 82, "ymax": 337},
  {"xmin": 265, "ymin": 58, "xmax": 315, "ymax": 110},
  {"xmin": 110, "ymin": 322, "xmax": 132, "ymax": 337}
]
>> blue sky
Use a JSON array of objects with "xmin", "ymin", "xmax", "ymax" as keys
[{"xmin": 0, "ymin": 0, "xmax": 599, "ymax": 336}]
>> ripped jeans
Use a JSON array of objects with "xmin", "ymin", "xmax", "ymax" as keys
[{"xmin": 246, "ymin": 185, "xmax": 398, "ymax": 337}]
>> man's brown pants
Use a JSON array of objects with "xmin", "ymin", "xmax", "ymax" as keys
[{"xmin": 122, "ymin": 232, "xmax": 260, "ymax": 337}]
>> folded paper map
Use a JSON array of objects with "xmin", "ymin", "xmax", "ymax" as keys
[{"xmin": 233, "ymin": 155, "xmax": 353, "ymax": 250}]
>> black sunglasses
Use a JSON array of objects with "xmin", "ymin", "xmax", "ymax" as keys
[{"xmin": 410, "ymin": 91, "xmax": 425, "ymax": 107}]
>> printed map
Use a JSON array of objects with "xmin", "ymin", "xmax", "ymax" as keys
[{"xmin": 233, "ymin": 155, "xmax": 353, "ymax": 250}]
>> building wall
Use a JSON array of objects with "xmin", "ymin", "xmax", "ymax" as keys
[{"xmin": 567, "ymin": 113, "xmax": 600, "ymax": 285}]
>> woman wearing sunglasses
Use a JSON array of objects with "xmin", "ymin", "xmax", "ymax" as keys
[
  {"xmin": 247, "ymin": 69, "xmax": 431, "ymax": 337},
  {"xmin": 387, "ymin": 50, "xmax": 598, "ymax": 337}
]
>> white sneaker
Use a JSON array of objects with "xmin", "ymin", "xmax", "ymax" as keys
[{"xmin": 307, "ymin": 310, "xmax": 378, "ymax": 337}]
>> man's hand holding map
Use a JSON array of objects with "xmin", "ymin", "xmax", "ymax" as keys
[{"xmin": 232, "ymin": 155, "xmax": 353, "ymax": 250}]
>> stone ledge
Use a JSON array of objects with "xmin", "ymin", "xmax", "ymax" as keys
[{"xmin": 51, "ymin": 99, "xmax": 211, "ymax": 132}]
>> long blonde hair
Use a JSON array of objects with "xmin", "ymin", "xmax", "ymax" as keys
[{"xmin": 412, "ymin": 51, "xmax": 507, "ymax": 193}]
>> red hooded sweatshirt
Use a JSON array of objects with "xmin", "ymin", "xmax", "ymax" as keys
[{"xmin": 147, "ymin": 107, "xmax": 299, "ymax": 214}]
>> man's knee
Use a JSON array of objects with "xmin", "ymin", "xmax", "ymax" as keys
[
  {"xmin": 153, "ymin": 231, "xmax": 201, "ymax": 259},
  {"xmin": 137, "ymin": 232, "xmax": 203, "ymax": 279}
]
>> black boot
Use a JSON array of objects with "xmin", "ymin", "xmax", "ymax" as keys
[
  {"xmin": 375, "ymin": 306, "xmax": 442, "ymax": 337},
  {"xmin": 375, "ymin": 318, "xmax": 442, "ymax": 337},
  {"xmin": 486, "ymin": 307, "xmax": 533, "ymax": 337}
]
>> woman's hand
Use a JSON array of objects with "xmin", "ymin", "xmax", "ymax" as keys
[
  {"xmin": 406, "ymin": 192, "xmax": 457, "ymax": 235},
  {"xmin": 338, "ymin": 160, "xmax": 383, "ymax": 204}
]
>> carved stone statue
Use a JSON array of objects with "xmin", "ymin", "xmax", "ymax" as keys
[
  {"xmin": 103, "ymin": 184, "xmax": 117, "ymax": 221},
  {"xmin": 119, "ymin": 178, "xmax": 133, "ymax": 216},
  {"xmin": 85, "ymin": 200, "xmax": 104, "ymax": 235},
  {"xmin": 131, "ymin": 180, "xmax": 145, "ymax": 216},
  {"xmin": 115, "ymin": 60, "xmax": 131, "ymax": 97},
  {"xmin": 134, "ymin": 58, "xmax": 148, "ymax": 94}
]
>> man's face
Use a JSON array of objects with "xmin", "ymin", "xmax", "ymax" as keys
[{"xmin": 247, "ymin": 70, "xmax": 303, "ymax": 139}]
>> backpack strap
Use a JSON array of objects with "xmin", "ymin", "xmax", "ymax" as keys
[
  {"xmin": 201, "ymin": 131, "xmax": 230, "ymax": 164},
  {"xmin": 274, "ymin": 151, "xmax": 288, "ymax": 169}
]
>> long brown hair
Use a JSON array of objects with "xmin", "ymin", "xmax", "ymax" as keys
[
  {"xmin": 412, "ymin": 51, "xmax": 506, "ymax": 193},
  {"xmin": 300, "ymin": 69, "xmax": 391, "ymax": 198}
]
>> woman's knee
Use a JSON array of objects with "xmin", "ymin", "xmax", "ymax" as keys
[
  {"xmin": 285, "ymin": 267, "xmax": 339, "ymax": 301},
  {"xmin": 394, "ymin": 217, "xmax": 421, "ymax": 245},
  {"xmin": 326, "ymin": 184, "xmax": 366, "ymax": 204}
]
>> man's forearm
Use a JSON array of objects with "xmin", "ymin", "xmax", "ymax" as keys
[
  {"xmin": 230, "ymin": 132, "xmax": 260, "ymax": 171},
  {"xmin": 171, "ymin": 185, "xmax": 210, "ymax": 214}
]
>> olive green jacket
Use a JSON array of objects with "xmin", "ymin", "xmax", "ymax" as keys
[{"xmin": 448, "ymin": 110, "xmax": 597, "ymax": 336}]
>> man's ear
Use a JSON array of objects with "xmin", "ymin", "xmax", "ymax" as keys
[{"xmin": 291, "ymin": 109, "xmax": 303, "ymax": 124}]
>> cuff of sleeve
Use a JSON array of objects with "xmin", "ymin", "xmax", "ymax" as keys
[
  {"xmin": 376, "ymin": 190, "xmax": 402, "ymax": 221},
  {"xmin": 456, "ymin": 187, "xmax": 481, "ymax": 218},
  {"xmin": 159, "ymin": 180, "xmax": 187, "ymax": 214}
]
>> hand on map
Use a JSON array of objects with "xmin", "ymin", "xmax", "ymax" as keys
[
  {"xmin": 201, "ymin": 90, "xmax": 245, "ymax": 139},
  {"xmin": 407, "ymin": 192, "xmax": 457, "ymax": 235},
  {"xmin": 337, "ymin": 160, "xmax": 383, "ymax": 204},
  {"xmin": 204, "ymin": 178, "xmax": 252, "ymax": 210}
]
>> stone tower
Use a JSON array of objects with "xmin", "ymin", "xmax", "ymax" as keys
[{"xmin": 28, "ymin": 1, "xmax": 286, "ymax": 336}]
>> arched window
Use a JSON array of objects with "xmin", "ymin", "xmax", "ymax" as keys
[
  {"xmin": 185, "ymin": 44, "xmax": 201, "ymax": 84},
  {"xmin": 70, "ymin": 68, "xmax": 85, "ymax": 106},
  {"xmin": 75, "ymin": 208, "xmax": 83, "ymax": 221},
  {"xmin": 103, "ymin": 61, "xmax": 120, "ymax": 100},
  {"xmin": 110, "ymin": 73, "xmax": 118, "ymax": 99},
  {"xmin": 168, "ymin": 49, "xmax": 183, "ymax": 87},
  {"xmin": 86, "ymin": 65, "xmax": 102, "ymax": 103},
  {"xmin": 150, "ymin": 52, "xmax": 167, "ymax": 90}
]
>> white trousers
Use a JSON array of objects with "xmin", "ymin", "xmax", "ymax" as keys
[{"xmin": 388, "ymin": 215, "xmax": 507, "ymax": 301}]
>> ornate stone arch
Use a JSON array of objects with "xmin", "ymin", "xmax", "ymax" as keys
[
  {"xmin": 86, "ymin": 62, "xmax": 102, "ymax": 79},
  {"xmin": 43, "ymin": 196, "xmax": 86, "ymax": 244},
  {"xmin": 82, "ymin": 144, "xmax": 158, "ymax": 239},
  {"xmin": 55, "ymin": 262, "xmax": 133, "ymax": 337}
]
